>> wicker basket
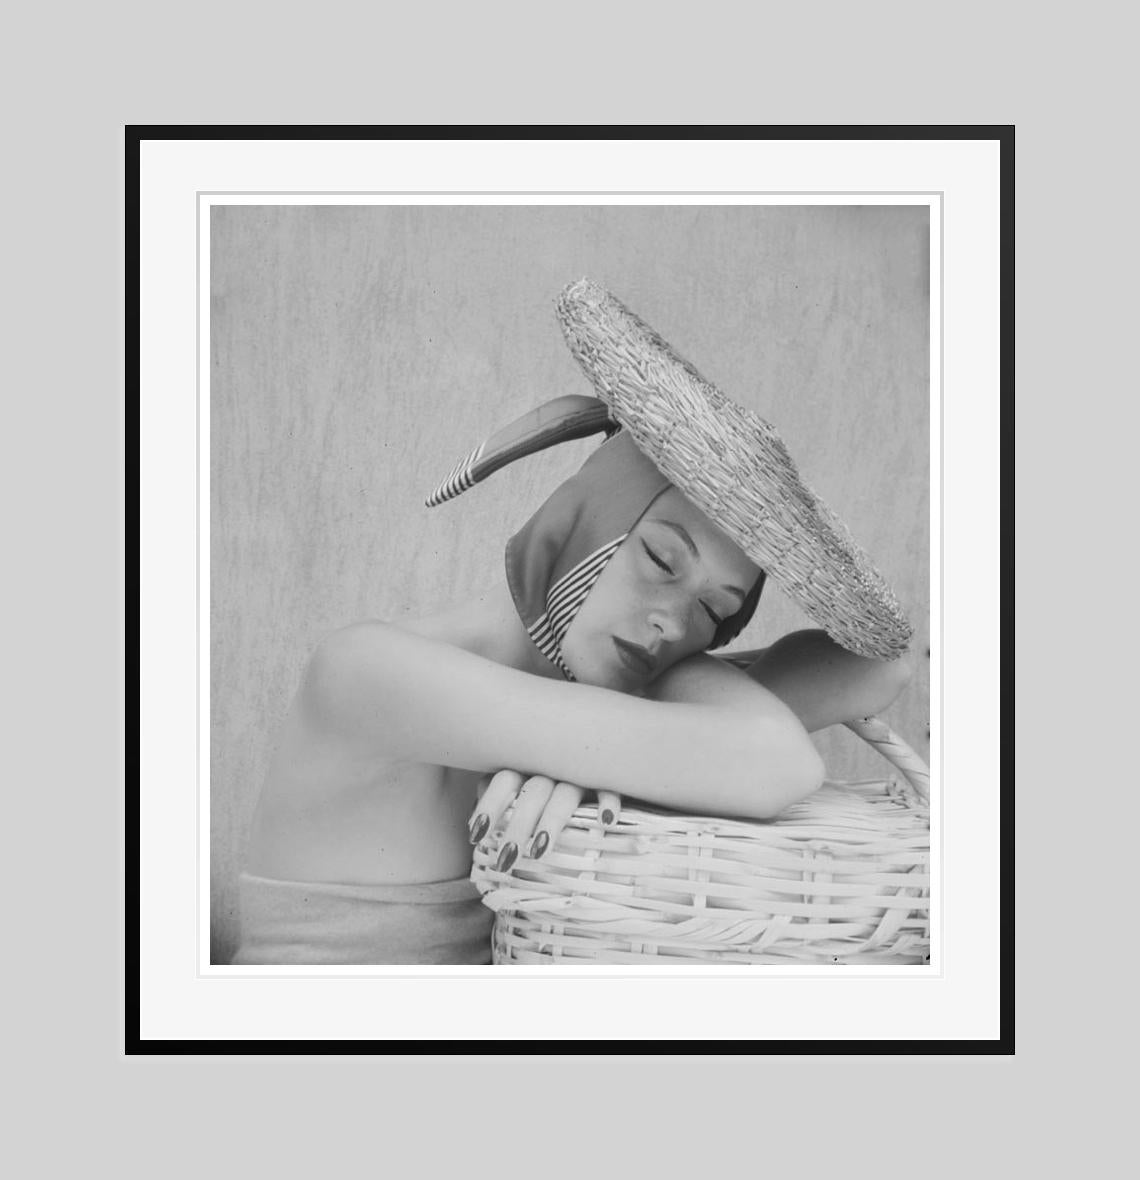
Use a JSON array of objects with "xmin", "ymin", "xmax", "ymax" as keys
[{"xmin": 470, "ymin": 717, "xmax": 931, "ymax": 965}]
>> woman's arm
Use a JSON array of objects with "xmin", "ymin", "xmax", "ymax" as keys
[
  {"xmin": 726, "ymin": 630, "xmax": 917, "ymax": 733},
  {"xmin": 302, "ymin": 621, "xmax": 823, "ymax": 820}
]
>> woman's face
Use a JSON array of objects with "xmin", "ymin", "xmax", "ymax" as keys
[{"xmin": 560, "ymin": 487, "xmax": 762, "ymax": 691}]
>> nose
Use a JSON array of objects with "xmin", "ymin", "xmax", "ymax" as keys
[{"xmin": 646, "ymin": 596, "xmax": 687, "ymax": 645}]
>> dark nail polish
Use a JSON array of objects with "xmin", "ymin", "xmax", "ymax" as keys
[
  {"xmin": 468, "ymin": 814, "xmax": 489, "ymax": 845},
  {"xmin": 496, "ymin": 842, "xmax": 518, "ymax": 873},
  {"xmin": 601, "ymin": 809, "xmax": 615, "ymax": 826},
  {"xmin": 531, "ymin": 831, "xmax": 549, "ymax": 860}
]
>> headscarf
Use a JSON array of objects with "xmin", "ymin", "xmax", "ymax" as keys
[{"xmin": 505, "ymin": 430, "xmax": 765, "ymax": 679}]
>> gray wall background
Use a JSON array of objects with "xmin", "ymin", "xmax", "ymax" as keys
[{"xmin": 210, "ymin": 204, "xmax": 930, "ymax": 963}]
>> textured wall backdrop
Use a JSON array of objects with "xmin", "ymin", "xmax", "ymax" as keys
[{"xmin": 210, "ymin": 204, "xmax": 931, "ymax": 963}]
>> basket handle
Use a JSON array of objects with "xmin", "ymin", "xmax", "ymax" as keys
[{"xmin": 844, "ymin": 716, "xmax": 930, "ymax": 804}]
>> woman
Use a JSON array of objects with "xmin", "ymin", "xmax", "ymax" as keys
[{"xmin": 232, "ymin": 280, "xmax": 916, "ymax": 965}]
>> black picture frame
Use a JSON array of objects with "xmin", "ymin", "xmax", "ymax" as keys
[{"xmin": 127, "ymin": 124, "xmax": 1013, "ymax": 1055}]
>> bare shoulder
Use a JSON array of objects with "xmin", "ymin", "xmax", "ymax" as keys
[
  {"xmin": 305, "ymin": 619, "xmax": 393, "ymax": 688},
  {"xmin": 300, "ymin": 616, "xmax": 524, "ymax": 753},
  {"xmin": 308, "ymin": 613, "xmax": 475, "ymax": 672},
  {"xmin": 302, "ymin": 619, "xmax": 438, "ymax": 727}
]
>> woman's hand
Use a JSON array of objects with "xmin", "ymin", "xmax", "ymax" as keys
[{"xmin": 468, "ymin": 770, "xmax": 621, "ymax": 873}]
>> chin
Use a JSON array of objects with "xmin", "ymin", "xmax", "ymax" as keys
[
  {"xmin": 568, "ymin": 665, "xmax": 622, "ymax": 691},
  {"xmin": 581, "ymin": 660, "xmax": 648, "ymax": 694},
  {"xmin": 561, "ymin": 651, "xmax": 627, "ymax": 692}
]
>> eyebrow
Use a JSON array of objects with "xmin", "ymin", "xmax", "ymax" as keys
[{"xmin": 649, "ymin": 519, "xmax": 748, "ymax": 603}]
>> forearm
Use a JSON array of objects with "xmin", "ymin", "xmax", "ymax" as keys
[
  {"xmin": 498, "ymin": 660, "xmax": 822, "ymax": 819},
  {"xmin": 304, "ymin": 622, "xmax": 820, "ymax": 818},
  {"xmin": 638, "ymin": 654, "xmax": 825, "ymax": 818},
  {"xmin": 731, "ymin": 630, "xmax": 917, "ymax": 733}
]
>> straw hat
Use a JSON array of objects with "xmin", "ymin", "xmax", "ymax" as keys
[{"xmin": 428, "ymin": 278, "xmax": 913, "ymax": 660}]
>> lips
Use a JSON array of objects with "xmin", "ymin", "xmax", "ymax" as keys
[{"xmin": 612, "ymin": 636, "xmax": 657, "ymax": 677}]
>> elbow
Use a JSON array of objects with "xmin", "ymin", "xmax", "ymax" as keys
[
  {"xmin": 798, "ymin": 742, "xmax": 827, "ymax": 799},
  {"xmin": 747, "ymin": 730, "xmax": 826, "ymax": 821},
  {"xmin": 779, "ymin": 741, "xmax": 826, "ymax": 816},
  {"xmin": 866, "ymin": 648, "xmax": 919, "ymax": 717}
]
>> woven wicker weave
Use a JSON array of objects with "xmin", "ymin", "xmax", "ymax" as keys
[{"xmin": 471, "ymin": 716, "xmax": 930, "ymax": 965}]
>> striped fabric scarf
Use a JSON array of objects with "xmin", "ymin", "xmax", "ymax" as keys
[{"xmin": 505, "ymin": 430, "xmax": 671, "ymax": 680}]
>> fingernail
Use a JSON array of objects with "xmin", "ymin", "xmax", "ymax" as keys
[
  {"xmin": 468, "ymin": 814, "xmax": 489, "ymax": 845},
  {"xmin": 530, "ymin": 831, "xmax": 549, "ymax": 860},
  {"xmin": 601, "ymin": 809, "xmax": 615, "ymax": 826},
  {"xmin": 496, "ymin": 842, "xmax": 518, "ymax": 873}
]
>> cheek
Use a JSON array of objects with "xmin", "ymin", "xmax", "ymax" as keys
[
  {"xmin": 575, "ymin": 550, "xmax": 639, "ymax": 626},
  {"xmin": 557, "ymin": 552, "xmax": 640, "ymax": 671},
  {"xmin": 562, "ymin": 575, "xmax": 623, "ymax": 652}
]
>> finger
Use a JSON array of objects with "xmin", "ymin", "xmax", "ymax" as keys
[
  {"xmin": 466, "ymin": 772, "xmax": 494, "ymax": 843},
  {"xmin": 497, "ymin": 775, "xmax": 555, "ymax": 872},
  {"xmin": 468, "ymin": 769, "xmax": 523, "ymax": 846},
  {"xmin": 502, "ymin": 775, "xmax": 555, "ymax": 845},
  {"xmin": 597, "ymin": 790, "xmax": 622, "ymax": 828},
  {"xmin": 527, "ymin": 781, "xmax": 585, "ymax": 860}
]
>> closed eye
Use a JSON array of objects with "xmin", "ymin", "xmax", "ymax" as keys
[
  {"xmin": 644, "ymin": 541, "xmax": 724, "ymax": 627},
  {"xmin": 641, "ymin": 541, "xmax": 674, "ymax": 575}
]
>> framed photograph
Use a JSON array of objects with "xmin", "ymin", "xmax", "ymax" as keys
[{"xmin": 131, "ymin": 126, "xmax": 1010, "ymax": 1051}]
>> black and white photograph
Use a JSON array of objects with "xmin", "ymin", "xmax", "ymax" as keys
[{"xmin": 207, "ymin": 199, "xmax": 933, "ymax": 971}]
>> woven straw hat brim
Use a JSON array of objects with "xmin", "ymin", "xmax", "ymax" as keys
[{"xmin": 556, "ymin": 279, "xmax": 913, "ymax": 660}]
